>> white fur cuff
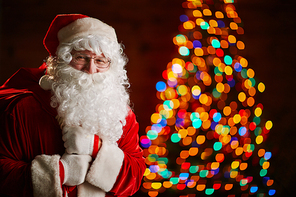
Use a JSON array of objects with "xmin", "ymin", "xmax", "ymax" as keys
[
  {"xmin": 86, "ymin": 140, "xmax": 124, "ymax": 192},
  {"xmin": 78, "ymin": 182, "xmax": 106, "ymax": 197},
  {"xmin": 31, "ymin": 154, "xmax": 62, "ymax": 197}
]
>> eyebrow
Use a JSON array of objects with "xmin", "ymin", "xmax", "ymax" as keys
[{"xmin": 74, "ymin": 53, "xmax": 105, "ymax": 57}]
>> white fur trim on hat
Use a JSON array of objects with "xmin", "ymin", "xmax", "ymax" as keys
[
  {"xmin": 86, "ymin": 139, "xmax": 124, "ymax": 192},
  {"xmin": 58, "ymin": 17, "xmax": 117, "ymax": 44},
  {"xmin": 31, "ymin": 154, "xmax": 62, "ymax": 197}
]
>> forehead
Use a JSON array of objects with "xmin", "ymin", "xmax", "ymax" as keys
[{"xmin": 73, "ymin": 50, "xmax": 104, "ymax": 57}]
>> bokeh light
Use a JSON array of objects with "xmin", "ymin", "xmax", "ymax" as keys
[{"xmin": 141, "ymin": 0, "xmax": 275, "ymax": 196}]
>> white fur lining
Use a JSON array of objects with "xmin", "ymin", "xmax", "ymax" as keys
[
  {"xmin": 78, "ymin": 182, "xmax": 106, "ymax": 197},
  {"xmin": 86, "ymin": 139, "xmax": 124, "ymax": 192},
  {"xmin": 31, "ymin": 154, "xmax": 62, "ymax": 197}
]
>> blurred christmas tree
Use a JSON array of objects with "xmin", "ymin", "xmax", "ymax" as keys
[{"xmin": 140, "ymin": 0, "xmax": 276, "ymax": 196}]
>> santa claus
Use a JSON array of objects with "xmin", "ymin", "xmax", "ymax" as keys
[{"xmin": 0, "ymin": 14, "xmax": 146, "ymax": 197}]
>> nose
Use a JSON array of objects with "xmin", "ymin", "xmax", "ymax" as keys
[{"xmin": 85, "ymin": 59, "xmax": 97, "ymax": 74}]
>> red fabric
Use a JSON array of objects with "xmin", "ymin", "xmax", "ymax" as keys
[
  {"xmin": 59, "ymin": 160, "xmax": 65, "ymax": 187},
  {"xmin": 92, "ymin": 135, "xmax": 100, "ymax": 158},
  {"xmin": 43, "ymin": 14, "xmax": 88, "ymax": 56},
  {"xmin": 0, "ymin": 67, "xmax": 146, "ymax": 197},
  {"xmin": 59, "ymin": 161, "xmax": 78, "ymax": 197}
]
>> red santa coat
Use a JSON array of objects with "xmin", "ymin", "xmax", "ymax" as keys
[{"xmin": 0, "ymin": 65, "xmax": 146, "ymax": 197}]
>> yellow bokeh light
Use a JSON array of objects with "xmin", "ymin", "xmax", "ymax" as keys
[
  {"xmin": 254, "ymin": 107, "xmax": 262, "ymax": 117},
  {"xmin": 199, "ymin": 94, "xmax": 208, "ymax": 104},
  {"xmin": 183, "ymin": 21, "xmax": 195, "ymax": 30},
  {"xmin": 231, "ymin": 161, "xmax": 240, "ymax": 169},
  {"xmin": 238, "ymin": 92, "xmax": 246, "ymax": 102},
  {"xmin": 262, "ymin": 161, "xmax": 270, "ymax": 169},
  {"xmin": 146, "ymin": 172, "xmax": 157, "ymax": 180},
  {"xmin": 151, "ymin": 113, "xmax": 161, "ymax": 123},
  {"xmin": 151, "ymin": 182, "xmax": 162, "ymax": 190},
  {"xmin": 237, "ymin": 41, "xmax": 245, "ymax": 50},
  {"xmin": 235, "ymin": 147, "xmax": 244, "ymax": 156},
  {"xmin": 144, "ymin": 168, "xmax": 151, "ymax": 176},
  {"xmin": 215, "ymin": 11, "xmax": 224, "ymax": 18},
  {"xmin": 216, "ymin": 82, "xmax": 225, "ymax": 93},
  {"xmin": 193, "ymin": 10, "xmax": 203, "ymax": 17},
  {"xmin": 211, "ymin": 162, "xmax": 220, "ymax": 169},
  {"xmin": 196, "ymin": 184, "xmax": 206, "ymax": 191},
  {"xmin": 240, "ymin": 163, "xmax": 248, "ymax": 170},
  {"xmin": 196, "ymin": 18, "xmax": 205, "ymax": 26},
  {"xmin": 178, "ymin": 129, "xmax": 188, "ymax": 138},
  {"xmin": 215, "ymin": 124, "xmax": 223, "ymax": 135},
  {"xmin": 172, "ymin": 99, "xmax": 180, "ymax": 109},
  {"xmin": 196, "ymin": 135, "xmax": 206, "ymax": 144},
  {"xmin": 240, "ymin": 57, "xmax": 248, "ymax": 67},
  {"xmin": 223, "ymin": 106, "xmax": 232, "ymax": 116},
  {"xmin": 213, "ymin": 57, "xmax": 221, "ymax": 66},
  {"xmin": 258, "ymin": 82, "xmax": 265, "ymax": 93},
  {"xmin": 230, "ymin": 170, "xmax": 238, "ymax": 178},
  {"xmin": 192, "ymin": 85, "xmax": 201, "ymax": 96},
  {"xmin": 189, "ymin": 147, "xmax": 199, "ymax": 156},
  {"xmin": 230, "ymin": 22, "xmax": 238, "ymax": 30},
  {"xmin": 202, "ymin": 119, "xmax": 211, "ymax": 130},
  {"xmin": 228, "ymin": 35, "xmax": 236, "ymax": 43},
  {"xmin": 233, "ymin": 114, "xmax": 241, "ymax": 124},
  {"xmin": 265, "ymin": 120, "xmax": 273, "ymax": 130},
  {"xmin": 194, "ymin": 48, "xmax": 204, "ymax": 56},
  {"xmin": 209, "ymin": 20, "xmax": 218, "ymax": 27},
  {"xmin": 178, "ymin": 85, "xmax": 188, "ymax": 96},
  {"xmin": 200, "ymin": 112, "xmax": 209, "ymax": 121},
  {"xmin": 203, "ymin": 9, "xmax": 212, "ymax": 16},
  {"xmin": 247, "ymin": 68, "xmax": 255, "ymax": 78},
  {"xmin": 244, "ymin": 79, "xmax": 252, "ymax": 89},
  {"xmin": 230, "ymin": 140, "xmax": 239, "ymax": 149},
  {"xmin": 225, "ymin": 66, "xmax": 233, "ymax": 75},
  {"xmin": 256, "ymin": 135, "xmax": 263, "ymax": 144},
  {"xmin": 163, "ymin": 181, "xmax": 172, "ymax": 188}
]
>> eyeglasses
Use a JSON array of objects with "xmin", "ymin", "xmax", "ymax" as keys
[{"xmin": 71, "ymin": 53, "xmax": 111, "ymax": 68}]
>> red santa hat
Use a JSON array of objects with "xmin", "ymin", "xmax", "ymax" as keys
[{"xmin": 43, "ymin": 14, "xmax": 117, "ymax": 56}]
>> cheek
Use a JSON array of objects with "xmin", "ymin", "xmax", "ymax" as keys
[
  {"xmin": 69, "ymin": 61, "xmax": 84, "ymax": 71},
  {"xmin": 98, "ymin": 67, "xmax": 110, "ymax": 73}
]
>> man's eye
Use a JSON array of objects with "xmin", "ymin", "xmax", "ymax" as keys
[
  {"xmin": 95, "ymin": 59, "xmax": 105, "ymax": 63},
  {"xmin": 76, "ymin": 56, "xmax": 86, "ymax": 60}
]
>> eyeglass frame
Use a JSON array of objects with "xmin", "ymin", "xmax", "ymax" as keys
[{"xmin": 70, "ymin": 52, "xmax": 111, "ymax": 69}]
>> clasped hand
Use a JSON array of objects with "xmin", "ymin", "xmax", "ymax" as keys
[
  {"xmin": 61, "ymin": 126, "xmax": 99, "ymax": 186},
  {"xmin": 62, "ymin": 126, "xmax": 95, "ymax": 155}
]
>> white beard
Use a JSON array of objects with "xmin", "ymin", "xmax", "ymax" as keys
[{"xmin": 49, "ymin": 64, "xmax": 129, "ymax": 143}]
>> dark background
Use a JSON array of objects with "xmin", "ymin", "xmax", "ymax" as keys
[{"xmin": 0, "ymin": 0, "xmax": 296, "ymax": 196}]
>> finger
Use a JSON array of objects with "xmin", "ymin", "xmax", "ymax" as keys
[
  {"xmin": 83, "ymin": 155, "xmax": 92, "ymax": 163},
  {"xmin": 66, "ymin": 146, "xmax": 78, "ymax": 154}
]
